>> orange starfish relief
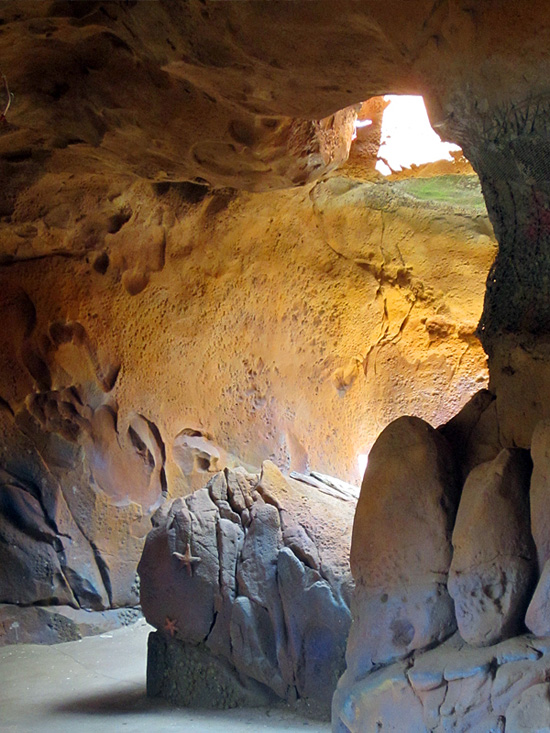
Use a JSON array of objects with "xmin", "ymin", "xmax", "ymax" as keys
[{"xmin": 164, "ymin": 616, "xmax": 178, "ymax": 637}]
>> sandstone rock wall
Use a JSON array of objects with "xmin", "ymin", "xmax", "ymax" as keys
[{"xmin": 0, "ymin": 172, "xmax": 494, "ymax": 615}]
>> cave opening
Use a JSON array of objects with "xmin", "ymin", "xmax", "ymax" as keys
[{"xmin": 354, "ymin": 95, "xmax": 463, "ymax": 176}]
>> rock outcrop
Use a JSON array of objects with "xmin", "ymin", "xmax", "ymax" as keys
[
  {"xmin": 333, "ymin": 403, "xmax": 550, "ymax": 732},
  {"xmin": 5, "ymin": 6, "xmax": 550, "ymax": 731},
  {"xmin": 0, "ymin": 173, "xmax": 493, "ymax": 625},
  {"xmin": 347, "ymin": 417, "xmax": 459, "ymax": 678},
  {"xmin": 138, "ymin": 462, "xmax": 355, "ymax": 718}
]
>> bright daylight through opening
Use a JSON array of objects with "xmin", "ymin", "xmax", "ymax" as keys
[
  {"xmin": 354, "ymin": 95, "xmax": 462, "ymax": 176},
  {"xmin": 357, "ymin": 453, "xmax": 369, "ymax": 478}
]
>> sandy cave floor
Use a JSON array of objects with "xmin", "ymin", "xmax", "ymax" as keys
[{"xmin": 0, "ymin": 619, "xmax": 329, "ymax": 733}]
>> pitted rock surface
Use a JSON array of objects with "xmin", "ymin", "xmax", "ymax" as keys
[
  {"xmin": 448, "ymin": 449, "xmax": 535, "ymax": 646},
  {"xmin": 347, "ymin": 416, "xmax": 459, "ymax": 678}
]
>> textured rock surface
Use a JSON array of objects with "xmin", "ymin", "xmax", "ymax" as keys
[
  {"xmin": 335, "ymin": 407, "xmax": 550, "ymax": 732},
  {"xmin": 0, "ymin": 603, "xmax": 141, "ymax": 645},
  {"xmin": 138, "ymin": 462, "xmax": 354, "ymax": 718},
  {"xmin": 347, "ymin": 416, "xmax": 459, "ymax": 678},
  {"xmin": 448, "ymin": 449, "xmax": 535, "ymax": 646},
  {"xmin": 2, "ymin": 0, "xmax": 525, "ymax": 625},
  {"xmin": 146, "ymin": 632, "xmax": 276, "ymax": 710},
  {"xmin": 5, "ymin": 5, "xmax": 550, "ymax": 725},
  {"xmin": 0, "ymin": 175, "xmax": 493, "ymax": 613},
  {"xmin": 335, "ymin": 633, "xmax": 550, "ymax": 733}
]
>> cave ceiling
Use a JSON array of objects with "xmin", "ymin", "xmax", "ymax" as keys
[{"xmin": 1, "ymin": 0, "xmax": 549, "ymax": 192}]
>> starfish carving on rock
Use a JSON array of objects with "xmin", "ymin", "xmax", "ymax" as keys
[
  {"xmin": 164, "ymin": 616, "xmax": 178, "ymax": 637},
  {"xmin": 172, "ymin": 543, "xmax": 201, "ymax": 576}
]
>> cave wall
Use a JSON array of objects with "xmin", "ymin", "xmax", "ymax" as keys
[
  {"xmin": 3, "ymin": 9, "xmax": 550, "ymax": 722},
  {"xmin": 0, "ymin": 168, "xmax": 494, "ymax": 614}
]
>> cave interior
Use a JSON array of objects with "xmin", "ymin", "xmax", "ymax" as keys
[{"xmin": 3, "ymin": 2, "xmax": 550, "ymax": 732}]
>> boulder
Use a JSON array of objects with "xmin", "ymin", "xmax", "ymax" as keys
[
  {"xmin": 138, "ymin": 462, "xmax": 355, "ymax": 717},
  {"xmin": 347, "ymin": 416, "xmax": 459, "ymax": 678},
  {"xmin": 448, "ymin": 449, "xmax": 535, "ymax": 646}
]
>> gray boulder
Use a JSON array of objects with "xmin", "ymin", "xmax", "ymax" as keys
[
  {"xmin": 448, "ymin": 449, "xmax": 535, "ymax": 646},
  {"xmin": 138, "ymin": 462, "xmax": 355, "ymax": 718}
]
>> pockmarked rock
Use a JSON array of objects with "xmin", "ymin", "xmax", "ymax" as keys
[
  {"xmin": 448, "ymin": 449, "xmax": 535, "ymax": 646},
  {"xmin": 347, "ymin": 416, "xmax": 459, "ymax": 678}
]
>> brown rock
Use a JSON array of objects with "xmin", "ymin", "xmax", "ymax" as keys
[
  {"xmin": 530, "ymin": 419, "xmax": 550, "ymax": 571},
  {"xmin": 347, "ymin": 416, "xmax": 459, "ymax": 678},
  {"xmin": 448, "ymin": 449, "xmax": 535, "ymax": 646}
]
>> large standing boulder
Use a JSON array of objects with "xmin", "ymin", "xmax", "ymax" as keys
[
  {"xmin": 138, "ymin": 462, "xmax": 355, "ymax": 718},
  {"xmin": 345, "ymin": 416, "xmax": 460, "ymax": 680},
  {"xmin": 448, "ymin": 449, "xmax": 535, "ymax": 646}
]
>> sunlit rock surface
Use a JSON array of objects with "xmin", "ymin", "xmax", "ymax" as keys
[{"xmin": 0, "ymin": 173, "xmax": 493, "ymax": 617}]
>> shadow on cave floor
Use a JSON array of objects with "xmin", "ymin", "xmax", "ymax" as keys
[{"xmin": 0, "ymin": 619, "xmax": 329, "ymax": 732}]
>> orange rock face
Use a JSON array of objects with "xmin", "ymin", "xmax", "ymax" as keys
[{"xmin": 0, "ymin": 168, "xmax": 494, "ymax": 608}]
